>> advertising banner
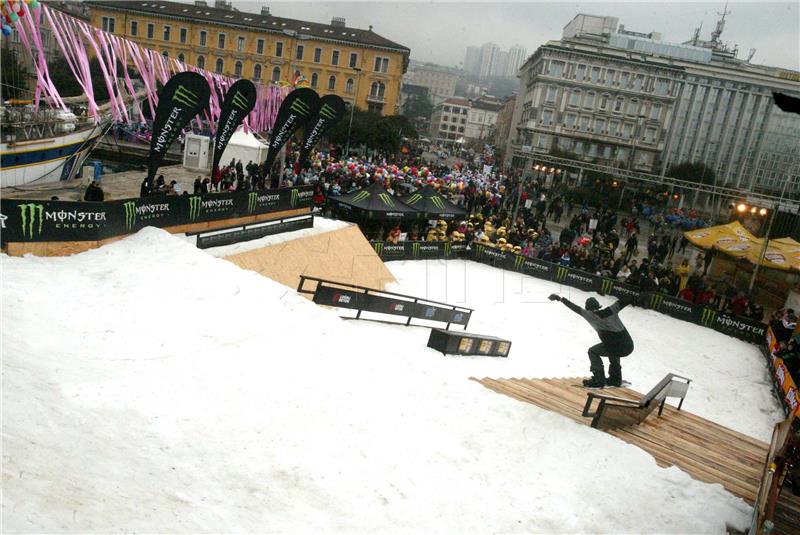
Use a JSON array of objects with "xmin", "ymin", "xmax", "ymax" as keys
[
  {"xmin": 697, "ymin": 307, "xmax": 767, "ymax": 344},
  {"xmin": 4, "ymin": 200, "xmax": 111, "ymax": 242},
  {"xmin": 371, "ymin": 241, "xmax": 467, "ymax": 260},
  {"xmin": 263, "ymin": 88, "xmax": 319, "ymax": 174},
  {"xmin": 645, "ymin": 292, "xmax": 697, "ymax": 324},
  {"xmin": 212, "ymin": 79, "xmax": 258, "ymax": 172},
  {"xmin": 148, "ymin": 72, "xmax": 210, "ymax": 181},
  {"xmin": 472, "ymin": 243, "xmax": 509, "ymax": 267},
  {"xmin": 196, "ymin": 215, "xmax": 313, "ymax": 249},
  {"xmin": 552, "ymin": 265, "xmax": 597, "ymax": 292},
  {"xmin": 508, "ymin": 253, "xmax": 554, "ymax": 280},
  {"xmin": 298, "ymin": 94, "xmax": 346, "ymax": 169}
]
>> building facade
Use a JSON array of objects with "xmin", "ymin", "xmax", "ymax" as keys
[
  {"xmin": 86, "ymin": 0, "xmax": 409, "ymax": 116},
  {"xmin": 403, "ymin": 63, "xmax": 459, "ymax": 104},
  {"xmin": 508, "ymin": 13, "xmax": 800, "ymax": 193},
  {"xmin": 507, "ymin": 45, "xmax": 528, "ymax": 78},
  {"xmin": 429, "ymin": 97, "xmax": 470, "ymax": 148},
  {"xmin": 493, "ymin": 95, "xmax": 517, "ymax": 154},
  {"xmin": 465, "ymin": 97, "xmax": 502, "ymax": 143}
]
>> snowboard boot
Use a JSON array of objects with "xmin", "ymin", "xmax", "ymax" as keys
[
  {"xmin": 605, "ymin": 377, "xmax": 623, "ymax": 388},
  {"xmin": 607, "ymin": 359, "xmax": 623, "ymax": 387},
  {"xmin": 582, "ymin": 376, "xmax": 606, "ymax": 388}
]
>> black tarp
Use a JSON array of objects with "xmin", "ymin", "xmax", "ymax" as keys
[
  {"xmin": 328, "ymin": 182, "xmax": 419, "ymax": 220},
  {"xmin": 400, "ymin": 185, "xmax": 467, "ymax": 220}
]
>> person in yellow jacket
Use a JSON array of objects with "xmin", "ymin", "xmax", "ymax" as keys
[{"xmin": 677, "ymin": 258, "xmax": 690, "ymax": 291}]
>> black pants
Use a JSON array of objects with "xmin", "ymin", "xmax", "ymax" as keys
[{"xmin": 588, "ymin": 337, "xmax": 633, "ymax": 381}]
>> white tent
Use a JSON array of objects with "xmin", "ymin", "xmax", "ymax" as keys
[{"xmin": 218, "ymin": 129, "xmax": 268, "ymax": 167}]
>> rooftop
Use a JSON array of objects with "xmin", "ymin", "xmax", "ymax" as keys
[{"xmin": 87, "ymin": 0, "xmax": 410, "ymax": 54}]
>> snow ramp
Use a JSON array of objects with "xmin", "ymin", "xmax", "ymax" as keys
[{"xmin": 223, "ymin": 221, "xmax": 395, "ymax": 292}]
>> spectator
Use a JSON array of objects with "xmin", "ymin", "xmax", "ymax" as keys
[{"xmin": 84, "ymin": 181, "xmax": 105, "ymax": 202}]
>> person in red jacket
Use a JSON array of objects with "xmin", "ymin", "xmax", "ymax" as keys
[
  {"xmin": 729, "ymin": 292, "xmax": 749, "ymax": 316},
  {"xmin": 695, "ymin": 286, "xmax": 715, "ymax": 306},
  {"xmin": 678, "ymin": 286, "xmax": 695, "ymax": 303}
]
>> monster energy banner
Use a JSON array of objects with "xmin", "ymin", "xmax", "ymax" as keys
[
  {"xmin": 298, "ymin": 94, "xmax": 346, "ymax": 169},
  {"xmin": 212, "ymin": 79, "xmax": 258, "ymax": 173},
  {"xmin": 370, "ymin": 241, "xmax": 466, "ymax": 260},
  {"xmin": 696, "ymin": 306, "xmax": 766, "ymax": 343},
  {"xmin": 644, "ymin": 292, "xmax": 697, "ymax": 323},
  {"xmin": 148, "ymin": 72, "xmax": 211, "ymax": 182},
  {"xmin": 329, "ymin": 182, "xmax": 419, "ymax": 220},
  {"xmin": 263, "ymin": 87, "xmax": 320, "ymax": 174},
  {"xmin": 508, "ymin": 253, "xmax": 554, "ymax": 279},
  {"xmin": 0, "ymin": 186, "xmax": 313, "ymax": 242},
  {"xmin": 471, "ymin": 243, "xmax": 509, "ymax": 266},
  {"xmin": 551, "ymin": 265, "xmax": 597, "ymax": 291},
  {"xmin": 312, "ymin": 284, "xmax": 470, "ymax": 326},
  {"xmin": 400, "ymin": 185, "xmax": 467, "ymax": 220}
]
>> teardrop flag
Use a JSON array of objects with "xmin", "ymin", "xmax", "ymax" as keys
[
  {"xmin": 262, "ymin": 87, "xmax": 319, "ymax": 176},
  {"xmin": 212, "ymin": 78, "xmax": 257, "ymax": 173},
  {"xmin": 298, "ymin": 94, "xmax": 346, "ymax": 169}
]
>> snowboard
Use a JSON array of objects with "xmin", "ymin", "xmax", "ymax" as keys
[{"xmin": 573, "ymin": 380, "xmax": 632, "ymax": 390}]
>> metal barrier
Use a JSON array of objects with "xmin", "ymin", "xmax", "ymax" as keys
[
  {"xmin": 297, "ymin": 275, "xmax": 473, "ymax": 330},
  {"xmin": 189, "ymin": 214, "xmax": 314, "ymax": 249}
]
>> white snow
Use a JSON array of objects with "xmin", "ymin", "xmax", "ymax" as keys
[{"xmin": 1, "ymin": 226, "xmax": 782, "ymax": 533}]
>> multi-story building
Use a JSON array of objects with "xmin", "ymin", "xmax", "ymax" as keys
[
  {"xmin": 478, "ymin": 42, "xmax": 500, "ymax": 78},
  {"xmin": 493, "ymin": 95, "xmax": 517, "ymax": 154},
  {"xmin": 507, "ymin": 13, "xmax": 800, "ymax": 193},
  {"xmin": 507, "ymin": 45, "xmax": 528, "ymax": 77},
  {"xmin": 429, "ymin": 97, "xmax": 470, "ymax": 148},
  {"xmin": 86, "ymin": 0, "xmax": 410, "ymax": 116},
  {"xmin": 465, "ymin": 97, "xmax": 502, "ymax": 143},
  {"xmin": 464, "ymin": 46, "xmax": 481, "ymax": 76},
  {"xmin": 403, "ymin": 63, "xmax": 459, "ymax": 104}
]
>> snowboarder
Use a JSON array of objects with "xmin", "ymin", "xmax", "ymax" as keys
[{"xmin": 548, "ymin": 294, "xmax": 634, "ymax": 388}]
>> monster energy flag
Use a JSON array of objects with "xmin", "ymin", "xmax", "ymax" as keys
[
  {"xmin": 147, "ymin": 72, "xmax": 211, "ymax": 182},
  {"xmin": 328, "ymin": 181, "xmax": 419, "ymax": 220},
  {"xmin": 298, "ymin": 94, "xmax": 346, "ymax": 170},
  {"xmin": 400, "ymin": 185, "xmax": 467, "ymax": 220},
  {"xmin": 212, "ymin": 79, "xmax": 258, "ymax": 173},
  {"xmin": 263, "ymin": 87, "xmax": 319, "ymax": 175}
]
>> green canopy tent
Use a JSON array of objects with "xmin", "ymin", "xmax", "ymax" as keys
[{"xmin": 400, "ymin": 185, "xmax": 468, "ymax": 221}]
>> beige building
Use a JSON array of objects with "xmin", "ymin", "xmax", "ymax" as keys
[
  {"xmin": 404, "ymin": 64, "xmax": 459, "ymax": 104},
  {"xmin": 87, "ymin": 0, "xmax": 410, "ymax": 116},
  {"xmin": 429, "ymin": 97, "xmax": 470, "ymax": 148}
]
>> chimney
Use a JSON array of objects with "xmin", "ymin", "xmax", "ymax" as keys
[
  {"xmin": 214, "ymin": 0, "xmax": 231, "ymax": 10},
  {"xmin": 260, "ymin": 6, "xmax": 270, "ymax": 15},
  {"xmin": 194, "ymin": 0, "xmax": 206, "ymax": 6},
  {"xmin": 331, "ymin": 16, "xmax": 346, "ymax": 28}
]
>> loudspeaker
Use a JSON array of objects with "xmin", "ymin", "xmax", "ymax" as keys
[{"xmin": 427, "ymin": 328, "xmax": 511, "ymax": 357}]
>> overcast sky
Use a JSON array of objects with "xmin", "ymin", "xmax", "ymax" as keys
[{"xmin": 233, "ymin": 1, "xmax": 800, "ymax": 71}]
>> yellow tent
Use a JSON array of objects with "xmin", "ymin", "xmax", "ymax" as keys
[{"xmin": 684, "ymin": 221, "xmax": 800, "ymax": 272}]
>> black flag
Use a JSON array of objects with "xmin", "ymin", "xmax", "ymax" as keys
[
  {"xmin": 147, "ymin": 71, "xmax": 210, "ymax": 181},
  {"xmin": 212, "ymin": 79, "xmax": 257, "ymax": 173},
  {"xmin": 262, "ymin": 87, "xmax": 319, "ymax": 176},
  {"xmin": 298, "ymin": 94, "xmax": 346, "ymax": 169},
  {"xmin": 773, "ymin": 92, "xmax": 800, "ymax": 116}
]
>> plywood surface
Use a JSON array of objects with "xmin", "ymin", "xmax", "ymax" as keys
[{"xmin": 473, "ymin": 376, "xmax": 769, "ymax": 504}]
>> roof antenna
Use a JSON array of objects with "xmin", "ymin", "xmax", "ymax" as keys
[{"xmin": 711, "ymin": 1, "xmax": 730, "ymax": 44}]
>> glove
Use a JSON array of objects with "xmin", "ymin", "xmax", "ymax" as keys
[{"xmin": 548, "ymin": 294, "xmax": 561, "ymax": 302}]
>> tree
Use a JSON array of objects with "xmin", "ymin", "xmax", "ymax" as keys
[
  {"xmin": 666, "ymin": 161, "xmax": 716, "ymax": 185},
  {"xmin": 324, "ymin": 107, "xmax": 415, "ymax": 154},
  {"xmin": 402, "ymin": 94, "xmax": 433, "ymax": 120},
  {"xmin": 0, "ymin": 49, "xmax": 29, "ymax": 101}
]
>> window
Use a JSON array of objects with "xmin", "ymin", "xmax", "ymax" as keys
[
  {"xmin": 130, "ymin": 21, "xmax": 138, "ymax": 36},
  {"xmin": 374, "ymin": 56, "xmax": 388, "ymax": 72},
  {"xmin": 610, "ymin": 121, "xmax": 620, "ymax": 136},
  {"xmin": 622, "ymin": 123, "xmax": 633, "ymax": 139},
  {"xmin": 310, "ymin": 72, "xmax": 318, "ymax": 88},
  {"xmin": 349, "ymin": 52, "xmax": 358, "ymax": 68},
  {"xmin": 565, "ymin": 113, "xmax": 576, "ymax": 129},
  {"xmin": 545, "ymin": 87, "xmax": 557, "ymax": 103},
  {"xmin": 381, "ymin": 58, "xmax": 389, "ymax": 73},
  {"xmin": 575, "ymin": 64, "xmax": 586, "ymax": 80},
  {"xmin": 370, "ymin": 81, "xmax": 385, "ymax": 98},
  {"xmin": 450, "ymin": 125, "xmax": 457, "ymax": 132},
  {"xmin": 345, "ymin": 78, "xmax": 354, "ymax": 93},
  {"xmin": 252, "ymin": 64, "xmax": 261, "ymax": 80},
  {"xmin": 101, "ymin": 16, "xmax": 115, "ymax": 33},
  {"xmin": 569, "ymin": 90, "xmax": 581, "ymax": 107},
  {"xmin": 580, "ymin": 116, "xmax": 590, "ymax": 131},
  {"xmin": 627, "ymin": 99, "xmax": 638, "ymax": 115},
  {"xmin": 163, "ymin": 26, "xmax": 170, "ymax": 41},
  {"xmin": 237, "ymin": 36, "xmax": 245, "ymax": 52},
  {"xmin": 331, "ymin": 50, "xmax": 339, "ymax": 66},
  {"xmin": 549, "ymin": 61, "xmax": 564, "ymax": 77},
  {"xmin": 272, "ymin": 66, "xmax": 281, "ymax": 82},
  {"xmin": 217, "ymin": 33, "xmax": 225, "ymax": 49},
  {"xmin": 147, "ymin": 23, "xmax": 154, "ymax": 39},
  {"xmin": 178, "ymin": 53, "xmax": 185, "ymax": 63},
  {"xmin": 314, "ymin": 48, "xmax": 321, "ymax": 63},
  {"xmin": 574, "ymin": 141, "xmax": 584, "ymax": 155},
  {"xmin": 614, "ymin": 98, "xmax": 624, "ymax": 113},
  {"xmin": 275, "ymin": 41, "xmax": 283, "ymax": 57},
  {"xmin": 256, "ymin": 39, "xmax": 264, "ymax": 55},
  {"xmin": 444, "ymin": 106, "xmax": 451, "ymax": 112},
  {"xmin": 296, "ymin": 45, "xmax": 304, "ymax": 60},
  {"xmin": 599, "ymin": 94, "xmax": 608, "ymax": 110},
  {"xmin": 590, "ymin": 67, "xmax": 600, "ymax": 83},
  {"xmin": 197, "ymin": 55, "xmax": 205, "ymax": 69},
  {"xmin": 199, "ymin": 31, "xmax": 207, "ymax": 47},
  {"xmin": 619, "ymin": 72, "xmax": 630, "ymax": 88},
  {"xmin": 602, "ymin": 146, "xmax": 612, "ymax": 159},
  {"xmin": 595, "ymin": 118, "xmax": 605, "ymax": 134},
  {"xmin": 633, "ymin": 75, "xmax": 643, "ymax": 91},
  {"xmin": 234, "ymin": 61, "xmax": 243, "ymax": 77},
  {"xmin": 584, "ymin": 92, "xmax": 595, "ymax": 109},
  {"xmin": 328, "ymin": 75, "xmax": 336, "ymax": 90},
  {"xmin": 655, "ymin": 79, "xmax": 669, "ymax": 96},
  {"xmin": 180, "ymin": 28, "xmax": 187, "ymax": 44},
  {"xmin": 644, "ymin": 127, "xmax": 656, "ymax": 144},
  {"xmin": 541, "ymin": 110, "xmax": 553, "ymax": 126},
  {"xmin": 162, "ymin": 50, "xmax": 168, "ymax": 58},
  {"xmin": 215, "ymin": 58, "xmax": 224, "ymax": 74},
  {"xmin": 604, "ymin": 69, "xmax": 615, "ymax": 86}
]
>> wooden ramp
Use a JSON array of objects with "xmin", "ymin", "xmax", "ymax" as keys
[{"xmin": 473, "ymin": 376, "xmax": 769, "ymax": 504}]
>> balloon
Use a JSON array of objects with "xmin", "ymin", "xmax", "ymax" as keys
[{"xmin": 1, "ymin": 24, "xmax": 10, "ymax": 35}]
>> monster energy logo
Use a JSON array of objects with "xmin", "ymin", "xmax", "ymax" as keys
[
  {"xmin": 352, "ymin": 190, "xmax": 370, "ymax": 203},
  {"xmin": 123, "ymin": 201, "xmax": 137, "ymax": 230},
  {"xmin": 700, "ymin": 308, "xmax": 717, "ymax": 326},
  {"xmin": 18, "ymin": 203, "xmax": 44, "ymax": 239},
  {"xmin": 319, "ymin": 103, "xmax": 336, "ymax": 120},
  {"xmin": 600, "ymin": 279, "xmax": 614, "ymax": 295},
  {"xmin": 514, "ymin": 255, "xmax": 525, "ymax": 270},
  {"xmin": 290, "ymin": 99, "xmax": 312, "ymax": 117},
  {"xmin": 231, "ymin": 91, "xmax": 248, "ymax": 110},
  {"xmin": 412, "ymin": 242, "xmax": 420, "ymax": 258},
  {"xmin": 173, "ymin": 85, "xmax": 199, "ymax": 107},
  {"xmin": 555, "ymin": 266, "xmax": 568, "ymax": 282},
  {"xmin": 649, "ymin": 293, "xmax": 664, "ymax": 310},
  {"xmin": 188, "ymin": 196, "xmax": 202, "ymax": 221},
  {"xmin": 430, "ymin": 196, "xmax": 445, "ymax": 209},
  {"xmin": 291, "ymin": 189, "xmax": 300, "ymax": 207},
  {"xmin": 378, "ymin": 193, "xmax": 395, "ymax": 207},
  {"xmin": 373, "ymin": 242, "xmax": 384, "ymax": 256},
  {"xmin": 475, "ymin": 244, "xmax": 485, "ymax": 256},
  {"xmin": 444, "ymin": 242, "xmax": 451, "ymax": 257},
  {"xmin": 406, "ymin": 193, "xmax": 422, "ymax": 205},
  {"xmin": 247, "ymin": 192, "xmax": 258, "ymax": 213}
]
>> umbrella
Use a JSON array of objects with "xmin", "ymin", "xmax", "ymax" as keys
[
  {"xmin": 400, "ymin": 185, "xmax": 467, "ymax": 221},
  {"xmin": 328, "ymin": 181, "xmax": 419, "ymax": 220}
]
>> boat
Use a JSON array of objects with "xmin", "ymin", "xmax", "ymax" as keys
[{"xmin": 1, "ymin": 104, "xmax": 109, "ymax": 188}]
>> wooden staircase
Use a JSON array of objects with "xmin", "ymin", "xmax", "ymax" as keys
[{"xmin": 472, "ymin": 376, "xmax": 769, "ymax": 504}]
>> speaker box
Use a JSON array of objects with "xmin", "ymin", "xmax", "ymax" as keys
[{"xmin": 427, "ymin": 328, "xmax": 511, "ymax": 357}]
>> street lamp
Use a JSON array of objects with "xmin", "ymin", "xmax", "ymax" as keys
[{"xmin": 344, "ymin": 67, "xmax": 362, "ymax": 157}]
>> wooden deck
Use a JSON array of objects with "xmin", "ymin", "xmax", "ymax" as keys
[{"xmin": 473, "ymin": 376, "xmax": 769, "ymax": 505}]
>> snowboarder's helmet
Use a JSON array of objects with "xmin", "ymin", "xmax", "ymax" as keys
[{"xmin": 585, "ymin": 297, "xmax": 601, "ymax": 311}]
